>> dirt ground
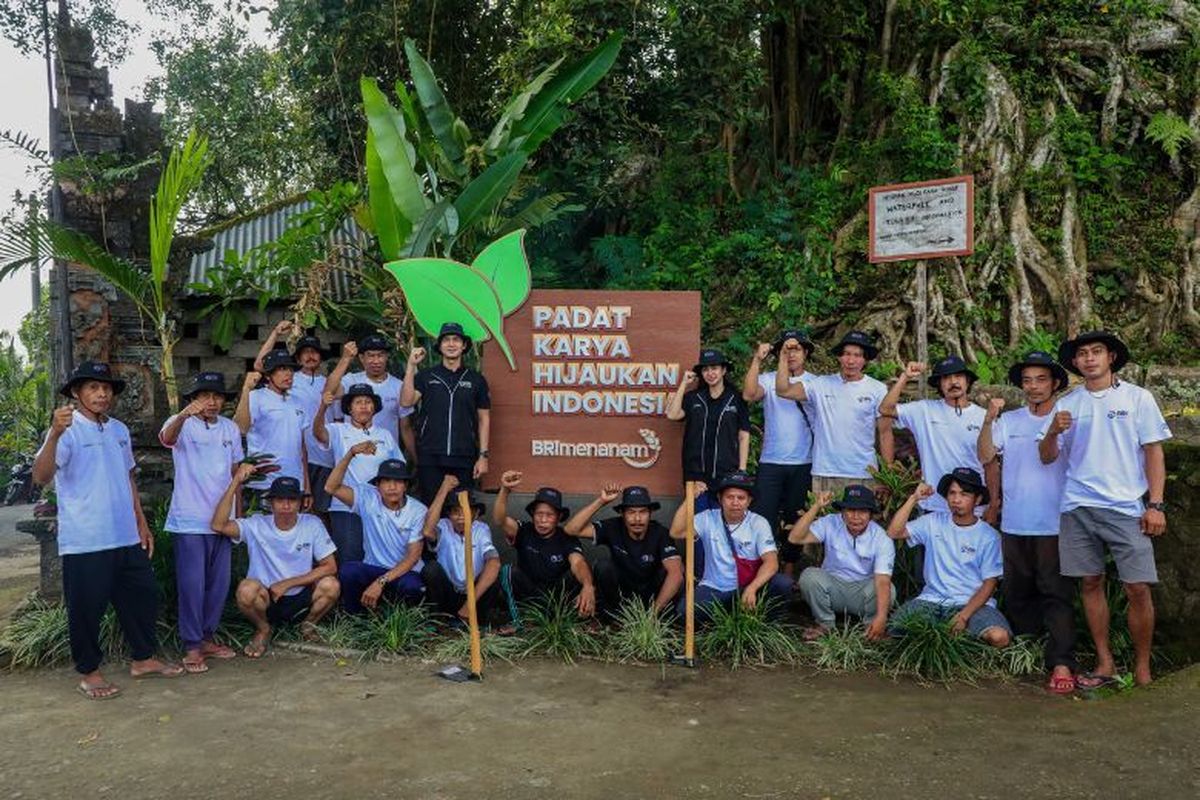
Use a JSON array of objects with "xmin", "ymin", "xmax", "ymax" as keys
[
  {"xmin": 1, "ymin": 649, "xmax": 1197, "ymax": 800},
  {"xmin": 0, "ymin": 503, "xmax": 39, "ymax": 620}
]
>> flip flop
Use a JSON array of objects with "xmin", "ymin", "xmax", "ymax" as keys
[
  {"xmin": 200, "ymin": 642, "xmax": 237, "ymax": 660},
  {"xmin": 77, "ymin": 680, "xmax": 121, "ymax": 701},
  {"xmin": 244, "ymin": 636, "xmax": 270, "ymax": 659},
  {"xmin": 1046, "ymin": 673, "xmax": 1076, "ymax": 695},
  {"xmin": 182, "ymin": 658, "xmax": 209, "ymax": 675},
  {"xmin": 130, "ymin": 662, "xmax": 185, "ymax": 679},
  {"xmin": 1075, "ymin": 671, "xmax": 1118, "ymax": 690}
]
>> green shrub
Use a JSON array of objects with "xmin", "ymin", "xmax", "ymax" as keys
[
  {"xmin": 0, "ymin": 598, "xmax": 71, "ymax": 667},
  {"xmin": 607, "ymin": 597, "xmax": 681, "ymax": 664},
  {"xmin": 519, "ymin": 589, "xmax": 605, "ymax": 664},
  {"xmin": 434, "ymin": 630, "xmax": 529, "ymax": 666},
  {"xmin": 696, "ymin": 598, "xmax": 802, "ymax": 669},
  {"xmin": 808, "ymin": 624, "xmax": 886, "ymax": 673},
  {"xmin": 883, "ymin": 614, "xmax": 993, "ymax": 683}
]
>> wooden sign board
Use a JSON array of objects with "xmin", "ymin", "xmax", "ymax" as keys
[
  {"xmin": 480, "ymin": 289, "xmax": 701, "ymax": 495},
  {"xmin": 868, "ymin": 175, "xmax": 974, "ymax": 263}
]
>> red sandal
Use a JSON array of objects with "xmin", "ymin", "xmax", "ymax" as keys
[{"xmin": 1046, "ymin": 673, "xmax": 1076, "ymax": 695}]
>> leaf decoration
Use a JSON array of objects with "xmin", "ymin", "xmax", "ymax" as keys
[{"xmin": 470, "ymin": 229, "xmax": 530, "ymax": 315}]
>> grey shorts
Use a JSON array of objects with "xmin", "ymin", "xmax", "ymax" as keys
[{"xmin": 1059, "ymin": 506, "xmax": 1157, "ymax": 584}]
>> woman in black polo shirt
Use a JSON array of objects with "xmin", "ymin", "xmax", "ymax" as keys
[{"xmin": 666, "ymin": 348, "xmax": 751, "ymax": 502}]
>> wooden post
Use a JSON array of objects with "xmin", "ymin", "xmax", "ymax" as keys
[
  {"xmin": 459, "ymin": 492, "xmax": 483, "ymax": 678},
  {"xmin": 916, "ymin": 259, "xmax": 928, "ymax": 400},
  {"xmin": 684, "ymin": 480, "xmax": 696, "ymax": 663}
]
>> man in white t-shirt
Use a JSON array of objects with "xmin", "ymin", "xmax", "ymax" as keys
[
  {"xmin": 420, "ymin": 474, "xmax": 502, "ymax": 627},
  {"xmin": 1038, "ymin": 331, "xmax": 1171, "ymax": 687},
  {"xmin": 790, "ymin": 485, "xmax": 895, "ymax": 641},
  {"xmin": 775, "ymin": 330, "xmax": 890, "ymax": 496},
  {"xmin": 743, "ymin": 329, "xmax": 816, "ymax": 574},
  {"xmin": 328, "ymin": 334, "xmax": 415, "ymax": 456},
  {"xmin": 211, "ymin": 471, "xmax": 340, "ymax": 657},
  {"xmin": 33, "ymin": 361, "xmax": 182, "ymax": 699},
  {"xmin": 669, "ymin": 471, "xmax": 792, "ymax": 621},
  {"xmin": 233, "ymin": 349, "xmax": 309, "ymax": 501},
  {"xmin": 977, "ymin": 350, "xmax": 1076, "ymax": 693},
  {"xmin": 160, "ymin": 371, "xmax": 244, "ymax": 674}
]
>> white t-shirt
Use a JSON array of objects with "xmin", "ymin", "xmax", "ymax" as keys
[
  {"xmin": 340, "ymin": 372, "xmax": 412, "ymax": 442},
  {"xmin": 235, "ymin": 513, "xmax": 336, "ymax": 595},
  {"xmin": 433, "ymin": 518, "xmax": 499, "ymax": 593},
  {"xmin": 991, "ymin": 407, "xmax": 1066, "ymax": 535},
  {"xmin": 693, "ymin": 509, "xmax": 777, "ymax": 592},
  {"xmin": 246, "ymin": 387, "xmax": 308, "ymax": 489},
  {"xmin": 757, "ymin": 371, "xmax": 814, "ymax": 465},
  {"xmin": 323, "ymin": 422, "xmax": 402, "ymax": 513},
  {"xmin": 161, "ymin": 415, "xmax": 244, "ymax": 534},
  {"xmin": 353, "ymin": 486, "xmax": 427, "ymax": 570},
  {"xmin": 896, "ymin": 399, "xmax": 987, "ymax": 513},
  {"xmin": 810, "ymin": 514, "xmax": 894, "ymax": 582},
  {"xmin": 800, "ymin": 373, "xmax": 888, "ymax": 478},
  {"xmin": 905, "ymin": 512, "xmax": 1002, "ymax": 607},
  {"xmin": 41, "ymin": 412, "xmax": 139, "ymax": 556},
  {"xmin": 289, "ymin": 371, "xmax": 334, "ymax": 468},
  {"xmin": 1039, "ymin": 382, "xmax": 1172, "ymax": 517}
]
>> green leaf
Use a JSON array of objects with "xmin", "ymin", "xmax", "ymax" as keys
[
  {"xmin": 37, "ymin": 221, "xmax": 154, "ymax": 319},
  {"xmin": 510, "ymin": 31, "xmax": 622, "ymax": 154},
  {"xmin": 470, "ymin": 229, "xmax": 530, "ymax": 314},
  {"xmin": 149, "ymin": 129, "xmax": 209, "ymax": 313},
  {"xmin": 365, "ymin": 129, "xmax": 406, "ymax": 260},
  {"xmin": 453, "ymin": 152, "xmax": 528, "ymax": 233},
  {"xmin": 384, "ymin": 258, "xmax": 516, "ymax": 369},
  {"xmin": 208, "ymin": 306, "xmax": 248, "ymax": 352},
  {"xmin": 402, "ymin": 39, "xmax": 466, "ymax": 178},
  {"xmin": 404, "ymin": 199, "xmax": 456, "ymax": 258},
  {"xmin": 361, "ymin": 77, "xmax": 428, "ymax": 231},
  {"xmin": 1146, "ymin": 111, "xmax": 1194, "ymax": 161},
  {"xmin": 484, "ymin": 56, "xmax": 563, "ymax": 156}
]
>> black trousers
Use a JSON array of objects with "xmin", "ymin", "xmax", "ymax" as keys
[
  {"xmin": 1002, "ymin": 533, "xmax": 1078, "ymax": 672},
  {"xmin": 62, "ymin": 545, "xmax": 160, "ymax": 675},
  {"xmin": 421, "ymin": 561, "xmax": 499, "ymax": 621},
  {"xmin": 415, "ymin": 461, "xmax": 475, "ymax": 503},
  {"xmin": 593, "ymin": 558, "xmax": 668, "ymax": 615},
  {"xmin": 751, "ymin": 462, "xmax": 812, "ymax": 564}
]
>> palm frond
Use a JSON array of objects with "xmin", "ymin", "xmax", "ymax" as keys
[
  {"xmin": 0, "ymin": 129, "xmax": 51, "ymax": 169},
  {"xmin": 149, "ymin": 130, "xmax": 210, "ymax": 307},
  {"xmin": 38, "ymin": 220, "xmax": 154, "ymax": 317},
  {"xmin": 494, "ymin": 192, "xmax": 584, "ymax": 237}
]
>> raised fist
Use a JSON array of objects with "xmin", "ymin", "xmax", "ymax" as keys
[
  {"xmin": 341, "ymin": 341, "xmax": 359, "ymax": 361},
  {"xmin": 408, "ymin": 346, "xmax": 426, "ymax": 367},
  {"xmin": 755, "ymin": 342, "xmax": 771, "ymax": 360},
  {"xmin": 50, "ymin": 405, "xmax": 74, "ymax": 436},
  {"xmin": 273, "ymin": 320, "xmax": 294, "ymax": 337},
  {"xmin": 599, "ymin": 484, "xmax": 621, "ymax": 504},
  {"xmin": 903, "ymin": 361, "xmax": 926, "ymax": 380},
  {"xmin": 243, "ymin": 372, "xmax": 262, "ymax": 390},
  {"xmin": 500, "ymin": 470, "xmax": 523, "ymax": 489},
  {"xmin": 986, "ymin": 396, "xmax": 1006, "ymax": 419},
  {"xmin": 1049, "ymin": 410, "xmax": 1073, "ymax": 434}
]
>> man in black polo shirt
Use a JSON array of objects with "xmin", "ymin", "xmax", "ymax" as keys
[
  {"xmin": 492, "ymin": 470, "xmax": 597, "ymax": 619},
  {"xmin": 564, "ymin": 484, "xmax": 682, "ymax": 615},
  {"xmin": 400, "ymin": 321, "xmax": 491, "ymax": 501}
]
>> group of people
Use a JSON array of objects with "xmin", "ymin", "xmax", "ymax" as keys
[{"xmin": 33, "ymin": 316, "xmax": 1170, "ymax": 700}]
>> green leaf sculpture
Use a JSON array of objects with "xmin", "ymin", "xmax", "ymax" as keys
[{"xmin": 384, "ymin": 229, "xmax": 531, "ymax": 370}]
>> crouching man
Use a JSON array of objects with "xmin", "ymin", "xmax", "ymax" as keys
[
  {"xmin": 789, "ymin": 486, "xmax": 895, "ymax": 640},
  {"xmin": 564, "ymin": 484, "xmax": 683, "ymax": 616},
  {"xmin": 421, "ymin": 475, "xmax": 501, "ymax": 626},
  {"xmin": 211, "ymin": 469, "xmax": 340, "ymax": 657},
  {"xmin": 886, "ymin": 469, "xmax": 1011, "ymax": 647}
]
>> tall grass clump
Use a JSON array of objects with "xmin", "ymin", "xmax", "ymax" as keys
[
  {"xmin": 607, "ymin": 597, "xmax": 680, "ymax": 664},
  {"xmin": 883, "ymin": 614, "xmax": 992, "ymax": 683},
  {"xmin": 696, "ymin": 598, "xmax": 802, "ymax": 669},
  {"xmin": 808, "ymin": 624, "xmax": 885, "ymax": 673},
  {"xmin": 519, "ymin": 588, "xmax": 605, "ymax": 664},
  {"xmin": 1, "ymin": 598, "xmax": 71, "ymax": 667},
  {"xmin": 434, "ymin": 630, "xmax": 529, "ymax": 665}
]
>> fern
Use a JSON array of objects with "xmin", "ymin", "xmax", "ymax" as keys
[
  {"xmin": 0, "ymin": 129, "xmax": 51, "ymax": 169},
  {"xmin": 1146, "ymin": 111, "xmax": 1194, "ymax": 161}
]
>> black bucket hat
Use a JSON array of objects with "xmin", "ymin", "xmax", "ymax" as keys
[
  {"xmin": 613, "ymin": 486, "xmax": 661, "ymax": 513},
  {"xmin": 369, "ymin": 459, "xmax": 413, "ymax": 485},
  {"xmin": 927, "ymin": 355, "xmax": 978, "ymax": 390},
  {"xmin": 831, "ymin": 330, "xmax": 879, "ymax": 361},
  {"xmin": 292, "ymin": 335, "xmax": 325, "ymax": 359},
  {"xmin": 442, "ymin": 487, "xmax": 486, "ymax": 520},
  {"xmin": 832, "ymin": 484, "xmax": 879, "ymax": 513},
  {"xmin": 525, "ymin": 487, "xmax": 570, "ymax": 520},
  {"xmin": 60, "ymin": 360, "xmax": 126, "ymax": 398},
  {"xmin": 437, "ymin": 321, "xmax": 473, "ymax": 352},
  {"xmin": 936, "ymin": 467, "xmax": 990, "ymax": 506},
  {"xmin": 1007, "ymin": 351, "xmax": 1069, "ymax": 393},
  {"xmin": 262, "ymin": 350, "xmax": 298, "ymax": 374},
  {"xmin": 264, "ymin": 476, "xmax": 307, "ymax": 500},
  {"xmin": 358, "ymin": 333, "xmax": 392, "ymax": 353},
  {"xmin": 714, "ymin": 470, "xmax": 756, "ymax": 497},
  {"xmin": 771, "ymin": 328, "xmax": 816, "ymax": 357},
  {"xmin": 1058, "ymin": 330, "xmax": 1129, "ymax": 376},
  {"xmin": 184, "ymin": 371, "xmax": 236, "ymax": 402},
  {"xmin": 340, "ymin": 383, "xmax": 383, "ymax": 417},
  {"xmin": 693, "ymin": 348, "xmax": 733, "ymax": 374}
]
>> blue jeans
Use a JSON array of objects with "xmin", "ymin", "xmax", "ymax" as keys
[
  {"xmin": 338, "ymin": 561, "xmax": 424, "ymax": 613},
  {"xmin": 676, "ymin": 574, "xmax": 793, "ymax": 622}
]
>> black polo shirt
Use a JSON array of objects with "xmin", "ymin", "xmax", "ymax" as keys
[
  {"xmin": 680, "ymin": 386, "xmax": 750, "ymax": 482},
  {"xmin": 592, "ymin": 518, "xmax": 678, "ymax": 587},
  {"xmin": 514, "ymin": 522, "xmax": 582, "ymax": 587},
  {"xmin": 413, "ymin": 364, "xmax": 490, "ymax": 465}
]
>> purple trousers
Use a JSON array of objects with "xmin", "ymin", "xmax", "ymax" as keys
[
  {"xmin": 338, "ymin": 561, "xmax": 425, "ymax": 613},
  {"xmin": 173, "ymin": 533, "xmax": 232, "ymax": 650}
]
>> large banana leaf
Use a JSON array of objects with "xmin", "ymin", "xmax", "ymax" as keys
[
  {"xmin": 365, "ymin": 129, "xmax": 407, "ymax": 259},
  {"xmin": 361, "ymin": 77, "xmax": 428, "ymax": 231},
  {"xmin": 453, "ymin": 152, "xmax": 528, "ymax": 234},
  {"xmin": 403, "ymin": 39, "xmax": 467, "ymax": 180},
  {"xmin": 483, "ymin": 56, "xmax": 563, "ymax": 156}
]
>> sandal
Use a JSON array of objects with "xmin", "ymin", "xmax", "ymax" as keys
[
  {"xmin": 130, "ymin": 660, "xmax": 184, "ymax": 679},
  {"xmin": 182, "ymin": 656, "xmax": 209, "ymax": 675},
  {"xmin": 1075, "ymin": 671, "xmax": 1119, "ymax": 690},
  {"xmin": 200, "ymin": 641, "xmax": 237, "ymax": 660},
  {"xmin": 244, "ymin": 633, "xmax": 270, "ymax": 659},
  {"xmin": 77, "ymin": 679, "xmax": 121, "ymax": 701},
  {"xmin": 1046, "ymin": 673, "xmax": 1076, "ymax": 695}
]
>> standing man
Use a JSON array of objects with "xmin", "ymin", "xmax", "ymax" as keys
[
  {"xmin": 401, "ymin": 322, "xmax": 491, "ymax": 501},
  {"xmin": 1038, "ymin": 331, "xmax": 1170, "ymax": 687},
  {"xmin": 878, "ymin": 356, "xmax": 996, "ymax": 520},
  {"xmin": 667, "ymin": 348, "xmax": 750, "ymax": 498},
  {"xmin": 563, "ymin": 485, "xmax": 683, "ymax": 615},
  {"xmin": 33, "ymin": 362, "xmax": 182, "ymax": 699},
  {"xmin": 233, "ymin": 349, "xmax": 309, "ymax": 503},
  {"xmin": 160, "ymin": 371, "xmax": 243, "ymax": 674},
  {"xmin": 329, "ymin": 334, "xmax": 416, "ymax": 457},
  {"xmin": 978, "ymin": 351, "xmax": 1076, "ymax": 693},
  {"xmin": 743, "ymin": 329, "xmax": 816, "ymax": 573},
  {"xmin": 775, "ymin": 331, "xmax": 890, "ymax": 495}
]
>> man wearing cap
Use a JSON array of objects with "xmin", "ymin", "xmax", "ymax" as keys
[
  {"xmin": 254, "ymin": 321, "xmax": 337, "ymax": 520},
  {"xmin": 160, "ymin": 371, "xmax": 244, "ymax": 673},
  {"xmin": 420, "ymin": 474, "xmax": 502, "ymax": 625},
  {"xmin": 211, "ymin": 468, "xmax": 340, "ymax": 656},
  {"xmin": 563, "ymin": 484, "xmax": 683, "ymax": 615},
  {"xmin": 33, "ymin": 361, "xmax": 183, "ymax": 699},
  {"xmin": 886, "ymin": 469, "xmax": 1011, "ymax": 647},
  {"xmin": 669, "ymin": 471, "xmax": 792, "ymax": 620},
  {"xmin": 789, "ymin": 486, "xmax": 895, "ymax": 641},
  {"xmin": 401, "ymin": 322, "xmax": 492, "ymax": 501},
  {"xmin": 1038, "ymin": 331, "xmax": 1170, "ymax": 687},
  {"xmin": 878, "ymin": 356, "xmax": 996, "ymax": 520},
  {"xmin": 328, "ymin": 335, "xmax": 416, "ymax": 456},
  {"xmin": 325, "ymin": 448, "xmax": 427, "ymax": 613},
  {"xmin": 743, "ymin": 330, "xmax": 817, "ymax": 574},
  {"xmin": 312, "ymin": 382, "xmax": 403, "ymax": 562},
  {"xmin": 234, "ymin": 349, "xmax": 310, "ymax": 502},
  {"xmin": 775, "ymin": 330, "xmax": 890, "ymax": 496},
  {"xmin": 978, "ymin": 351, "xmax": 1076, "ymax": 692},
  {"xmin": 493, "ymin": 470, "xmax": 597, "ymax": 618},
  {"xmin": 667, "ymin": 348, "xmax": 751, "ymax": 495}
]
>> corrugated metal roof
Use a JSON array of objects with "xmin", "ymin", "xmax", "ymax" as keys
[{"xmin": 186, "ymin": 199, "xmax": 365, "ymax": 301}]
